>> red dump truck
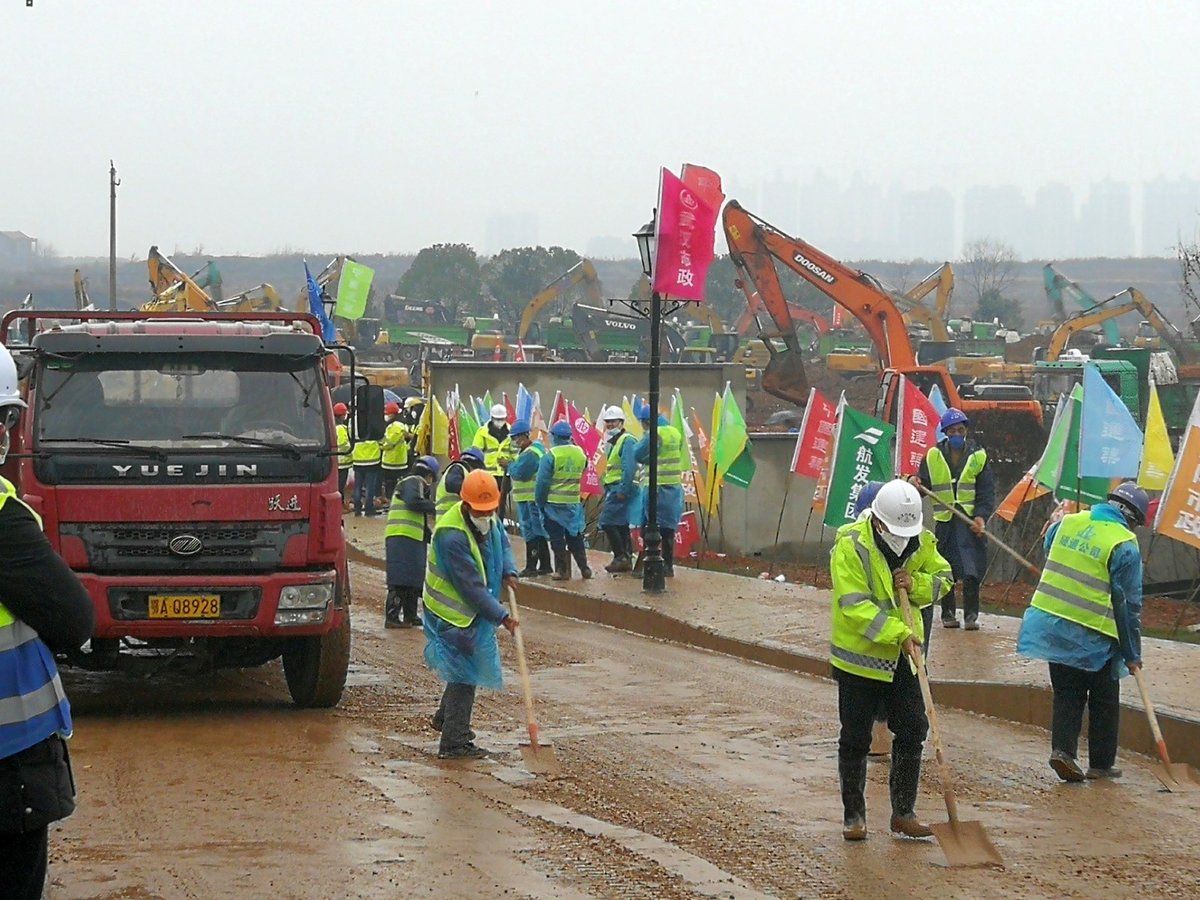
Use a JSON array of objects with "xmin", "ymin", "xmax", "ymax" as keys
[{"xmin": 0, "ymin": 310, "xmax": 352, "ymax": 707}]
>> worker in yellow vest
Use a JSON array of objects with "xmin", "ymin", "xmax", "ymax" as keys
[
  {"xmin": 915, "ymin": 408, "xmax": 994, "ymax": 630},
  {"xmin": 351, "ymin": 415, "xmax": 383, "ymax": 517},
  {"xmin": 1017, "ymin": 482, "xmax": 1146, "ymax": 782},
  {"xmin": 333, "ymin": 402, "xmax": 352, "ymax": 503},
  {"xmin": 598, "ymin": 406, "xmax": 638, "ymax": 573},
  {"xmin": 423, "ymin": 470, "xmax": 519, "ymax": 759},
  {"xmin": 632, "ymin": 401, "xmax": 684, "ymax": 577},
  {"xmin": 385, "ymin": 456, "xmax": 440, "ymax": 628},
  {"xmin": 380, "ymin": 401, "xmax": 411, "ymax": 501},
  {"xmin": 830, "ymin": 479, "xmax": 951, "ymax": 841},
  {"xmin": 506, "ymin": 420, "xmax": 552, "ymax": 577},
  {"xmin": 535, "ymin": 420, "xmax": 590, "ymax": 580},
  {"xmin": 473, "ymin": 403, "xmax": 514, "ymax": 517}
]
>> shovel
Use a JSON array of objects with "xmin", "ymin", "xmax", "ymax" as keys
[
  {"xmin": 506, "ymin": 585, "xmax": 561, "ymax": 777},
  {"xmin": 1132, "ymin": 668, "xmax": 1200, "ymax": 792},
  {"xmin": 897, "ymin": 588, "xmax": 1004, "ymax": 868}
]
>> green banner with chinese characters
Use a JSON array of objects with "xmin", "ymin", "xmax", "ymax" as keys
[{"xmin": 333, "ymin": 260, "xmax": 375, "ymax": 320}]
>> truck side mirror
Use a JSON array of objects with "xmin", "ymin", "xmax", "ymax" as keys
[{"xmin": 355, "ymin": 384, "xmax": 386, "ymax": 442}]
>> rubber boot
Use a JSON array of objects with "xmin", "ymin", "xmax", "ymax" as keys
[
  {"xmin": 661, "ymin": 528, "xmax": 675, "ymax": 578},
  {"xmin": 551, "ymin": 546, "xmax": 571, "ymax": 581},
  {"xmin": 518, "ymin": 542, "xmax": 540, "ymax": 578},
  {"xmin": 942, "ymin": 584, "xmax": 960, "ymax": 628},
  {"xmin": 962, "ymin": 577, "xmax": 981, "ymax": 630},
  {"xmin": 604, "ymin": 527, "xmax": 631, "ymax": 573},
  {"xmin": 535, "ymin": 538, "xmax": 554, "ymax": 576},
  {"xmin": 889, "ymin": 752, "xmax": 933, "ymax": 838},
  {"xmin": 839, "ymin": 757, "xmax": 868, "ymax": 840},
  {"xmin": 401, "ymin": 589, "xmax": 419, "ymax": 627},
  {"xmin": 568, "ymin": 535, "xmax": 592, "ymax": 579},
  {"xmin": 384, "ymin": 588, "xmax": 403, "ymax": 629}
]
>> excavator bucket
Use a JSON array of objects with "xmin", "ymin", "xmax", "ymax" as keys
[{"xmin": 761, "ymin": 345, "xmax": 811, "ymax": 406}]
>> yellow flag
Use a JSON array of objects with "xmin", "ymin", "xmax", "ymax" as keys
[
  {"xmin": 622, "ymin": 396, "xmax": 643, "ymax": 439},
  {"xmin": 1138, "ymin": 382, "xmax": 1174, "ymax": 490},
  {"xmin": 702, "ymin": 391, "xmax": 723, "ymax": 516},
  {"xmin": 430, "ymin": 396, "xmax": 450, "ymax": 456}
]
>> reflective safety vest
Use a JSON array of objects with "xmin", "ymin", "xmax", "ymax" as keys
[
  {"xmin": 435, "ymin": 462, "xmax": 468, "ymax": 517},
  {"xmin": 0, "ymin": 478, "xmax": 74, "ymax": 759},
  {"xmin": 925, "ymin": 445, "xmax": 987, "ymax": 522},
  {"xmin": 603, "ymin": 432, "xmax": 634, "ymax": 486},
  {"xmin": 546, "ymin": 444, "xmax": 586, "ymax": 505},
  {"xmin": 655, "ymin": 426, "xmax": 684, "ymax": 487},
  {"xmin": 381, "ymin": 420, "xmax": 410, "ymax": 469},
  {"xmin": 1030, "ymin": 511, "xmax": 1133, "ymax": 640},
  {"xmin": 385, "ymin": 474, "xmax": 428, "ymax": 541},
  {"xmin": 335, "ymin": 423, "xmax": 352, "ymax": 470},
  {"xmin": 422, "ymin": 504, "xmax": 485, "ymax": 628},
  {"xmin": 472, "ymin": 427, "xmax": 510, "ymax": 475},
  {"xmin": 351, "ymin": 431, "xmax": 381, "ymax": 465},
  {"xmin": 829, "ymin": 516, "xmax": 950, "ymax": 683},
  {"xmin": 510, "ymin": 444, "xmax": 544, "ymax": 503}
]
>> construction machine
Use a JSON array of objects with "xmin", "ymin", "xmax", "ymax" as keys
[
  {"xmin": 1040, "ymin": 287, "xmax": 1195, "ymax": 364},
  {"xmin": 1044, "ymin": 263, "xmax": 1120, "ymax": 345},
  {"xmin": 220, "ymin": 283, "xmax": 285, "ymax": 313},
  {"xmin": 722, "ymin": 201, "xmax": 1043, "ymax": 472},
  {"xmin": 896, "ymin": 262, "xmax": 955, "ymax": 343},
  {"xmin": 143, "ymin": 246, "xmax": 216, "ymax": 312},
  {"xmin": 73, "ymin": 269, "xmax": 95, "ymax": 311},
  {"xmin": 517, "ymin": 260, "xmax": 603, "ymax": 343}
]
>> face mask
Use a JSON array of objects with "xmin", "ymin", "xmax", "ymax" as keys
[
  {"xmin": 947, "ymin": 434, "xmax": 966, "ymax": 450},
  {"xmin": 875, "ymin": 525, "xmax": 910, "ymax": 556},
  {"xmin": 606, "ymin": 426, "xmax": 621, "ymax": 437},
  {"xmin": 469, "ymin": 513, "xmax": 492, "ymax": 535},
  {"xmin": 0, "ymin": 430, "xmax": 9, "ymax": 465}
]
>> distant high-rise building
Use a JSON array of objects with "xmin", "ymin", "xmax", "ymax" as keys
[
  {"xmin": 484, "ymin": 212, "xmax": 539, "ymax": 254},
  {"xmin": 1033, "ymin": 182, "xmax": 1076, "ymax": 260},
  {"xmin": 584, "ymin": 236, "xmax": 630, "ymax": 259},
  {"xmin": 725, "ymin": 177, "xmax": 758, "ymax": 213},
  {"xmin": 761, "ymin": 171, "xmax": 799, "ymax": 231},
  {"xmin": 1142, "ymin": 176, "xmax": 1200, "ymax": 257},
  {"xmin": 962, "ymin": 185, "xmax": 1031, "ymax": 256},
  {"xmin": 1078, "ymin": 179, "xmax": 1134, "ymax": 257},
  {"xmin": 896, "ymin": 187, "xmax": 955, "ymax": 261}
]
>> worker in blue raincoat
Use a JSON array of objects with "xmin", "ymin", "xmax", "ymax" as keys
[
  {"xmin": 506, "ymin": 419, "xmax": 551, "ymax": 577},
  {"xmin": 536, "ymin": 420, "xmax": 591, "ymax": 581},
  {"xmin": 632, "ymin": 401, "xmax": 684, "ymax": 577},
  {"xmin": 423, "ymin": 470, "xmax": 519, "ymax": 759},
  {"xmin": 597, "ymin": 405, "xmax": 639, "ymax": 573}
]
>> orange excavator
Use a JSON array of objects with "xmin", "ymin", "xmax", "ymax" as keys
[
  {"xmin": 732, "ymin": 278, "xmax": 831, "ymax": 338},
  {"xmin": 723, "ymin": 201, "xmax": 1043, "ymax": 470}
]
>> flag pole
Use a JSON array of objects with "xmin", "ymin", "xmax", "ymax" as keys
[{"xmin": 766, "ymin": 474, "xmax": 795, "ymax": 578}]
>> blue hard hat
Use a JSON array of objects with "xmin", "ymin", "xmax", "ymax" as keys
[
  {"xmin": 634, "ymin": 399, "xmax": 652, "ymax": 421},
  {"xmin": 460, "ymin": 447, "xmax": 485, "ymax": 465},
  {"xmin": 550, "ymin": 420, "xmax": 573, "ymax": 438},
  {"xmin": 510, "ymin": 419, "xmax": 531, "ymax": 437},
  {"xmin": 1108, "ymin": 482, "xmax": 1149, "ymax": 526},
  {"xmin": 414, "ymin": 455, "xmax": 441, "ymax": 479},
  {"xmin": 852, "ymin": 480, "xmax": 885, "ymax": 518},
  {"xmin": 940, "ymin": 407, "xmax": 969, "ymax": 430}
]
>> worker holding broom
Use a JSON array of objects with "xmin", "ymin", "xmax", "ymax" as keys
[
  {"xmin": 831, "ymin": 479, "xmax": 952, "ymax": 841},
  {"xmin": 423, "ymin": 469, "xmax": 519, "ymax": 759},
  {"xmin": 1016, "ymin": 482, "xmax": 1146, "ymax": 782}
]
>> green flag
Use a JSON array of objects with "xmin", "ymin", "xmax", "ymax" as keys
[
  {"xmin": 333, "ymin": 259, "xmax": 374, "ymax": 320},
  {"xmin": 823, "ymin": 405, "xmax": 895, "ymax": 528},
  {"xmin": 458, "ymin": 402, "xmax": 479, "ymax": 446},
  {"xmin": 1035, "ymin": 385, "xmax": 1109, "ymax": 504},
  {"xmin": 712, "ymin": 383, "xmax": 755, "ymax": 488}
]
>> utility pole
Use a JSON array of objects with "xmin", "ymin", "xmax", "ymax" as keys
[{"xmin": 109, "ymin": 160, "xmax": 119, "ymax": 310}]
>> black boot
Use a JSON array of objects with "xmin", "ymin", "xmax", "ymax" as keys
[
  {"xmin": 551, "ymin": 545, "xmax": 571, "ymax": 581},
  {"xmin": 942, "ymin": 584, "xmax": 960, "ymax": 628},
  {"xmin": 839, "ymin": 756, "xmax": 868, "ymax": 840},
  {"xmin": 568, "ymin": 535, "xmax": 592, "ymax": 579},
  {"xmin": 604, "ymin": 527, "xmax": 631, "ymax": 573},
  {"xmin": 535, "ymin": 538, "xmax": 553, "ymax": 576},
  {"xmin": 889, "ymin": 752, "xmax": 932, "ymax": 838},
  {"xmin": 384, "ymin": 588, "xmax": 403, "ymax": 628},
  {"xmin": 661, "ymin": 528, "xmax": 675, "ymax": 578},
  {"xmin": 962, "ymin": 577, "xmax": 981, "ymax": 630},
  {"xmin": 401, "ymin": 589, "xmax": 420, "ymax": 627},
  {"xmin": 518, "ymin": 541, "xmax": 540, "ymax": 578}
]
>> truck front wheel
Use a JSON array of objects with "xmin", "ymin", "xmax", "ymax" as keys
[{"xmin": 283, "ymin": 609, "xmax": 351, "ymax": 708}]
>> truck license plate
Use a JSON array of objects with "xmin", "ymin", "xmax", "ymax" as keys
[{"xmin": 147, "ymin": 594, "xmax": 220, "ymax": 619}]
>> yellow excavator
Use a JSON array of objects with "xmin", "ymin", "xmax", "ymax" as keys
[
  {"xmin": 221, "ymin": 283, "xmax": 285, "ymax": 312},
  {"xmin": 516, "ymin": 260, "xmax": 602, "ymax": 343},
  {"xmin": 144, "ymin": 247, "xmax": 282, "ymax": 314},
  {"xmin": 895, "ymin": 262, "xmax": 954, "ymax": 342},
  {"xmin": 73, "ymin": 269, "xmax": 95, "ymax": 311},
  {"xmin": 1040, "ymin": 287, "xmax": 1194, "ymax": 363}
]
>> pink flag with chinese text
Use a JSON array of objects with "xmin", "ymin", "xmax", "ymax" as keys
[
  {"xmin": 895, "ymin": 375, "xmax": 940, "ymax": 476},
  {"xmin": 653, "ymin": 167, "xmax": 718, "ymax": 302},
  {"xmin": 789, "ymin": 388, "xmax": 838, "ymax": 478},
  {"xmin": 566, "ymin": 400, "xmax": 603, "ymax": 496}
]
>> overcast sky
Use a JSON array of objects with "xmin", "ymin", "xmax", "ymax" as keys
[{"xmin": 4, "ymin": 1, "xmax": 1199, "ymax": 259}]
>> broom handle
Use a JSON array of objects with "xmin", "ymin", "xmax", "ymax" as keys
[
  {"xmin": 506, "ymin": 586, "xmax": 540, "ymax": 749},
  {"xmin": 898, "ymin": 586, "xmax": 960, "ymax": 825},
  {"xmin": 1133, "ymin": 667, "xmax": 1171, "ymax": 767},
  {"xmin": 913, "ymin": 482, "xmax": 1041, "ymax": 578}
]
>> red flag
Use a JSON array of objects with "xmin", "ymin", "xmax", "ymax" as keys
[
  {"xmin": 513, "ymin": 340, "xmax": 527, "ymax": 363},
  {"xmin": 502, "ymin": 392, "xmax": 515, "ymax": 425},
  {"xmin": 447, "ymin": 407, "xmax": 461, "ymax": 460},
  {"xmin": 811, "ymin": 395, "xmax": 845, "ymax": 513},
  {"xmin": 789, "ymin": 388, "xmax": 838, "ymax": 478},
  {"xmin": 680, "ymin": 164, "xmax": 725, "ymax": 214},
  {"xmin": 653, "ymin": 167, "xmax": 718, "ymax": 302},
  {"xmin": 895, "ymin": 375, "xmax": 940, "ymax": 476},
  {"xmin": 550, "ymin": 391, "xmax": 567, "ymax": 428},
  {"xmin": 831, "ymin": 303, "xmax": 845, "ymax": 329},
  {"xmin": 567, "ymin": 400, "xmax": 603, "ymax": 497}
]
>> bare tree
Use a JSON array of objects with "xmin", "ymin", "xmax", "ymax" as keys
[
  {"xmin": 959, "ymin": 237, "xmax": 1017, "ymax": 305},
  {"xmin": 1176, "ymin": 231, "xmax": 1200, "ymax": 327}
]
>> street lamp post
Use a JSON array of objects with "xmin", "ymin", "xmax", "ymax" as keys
[{"xmin": 633, "ymin": 215, "xmax": 666, "ymax": 594}]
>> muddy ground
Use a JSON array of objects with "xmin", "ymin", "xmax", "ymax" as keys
[{"xmin": 49, "ymin": 560, "xmax": 1200, "ymax": 899}]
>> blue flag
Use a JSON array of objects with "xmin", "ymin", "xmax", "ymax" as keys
[
  {"xmin": 515, "ymin": 383, "xmax": 534, "ymax": 425},
  {"xmin": 1079, "ymin": 364, "xmax": 1143, "ymax": 478},
  {"xmin": 304, "ymin": 261, "xmax": 337, "ymax": 343},
  {"xmin": 927, "ymin": 383, "xmax": 948, "ymax": 441}
]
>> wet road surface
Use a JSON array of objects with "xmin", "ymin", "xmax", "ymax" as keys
[{"xmin": 50, "ymin": 560, "xmax": 1200, "ymax": 898}]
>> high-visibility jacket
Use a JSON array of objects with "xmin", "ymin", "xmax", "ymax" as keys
[
  {"xmin": 925, "ymin": 444, "xmax": 987, "ymax": 522},
  {"xmin": 640, "ymin": 426, "xmax": 683, "ymax": 487},
  {"xmin": 422, "ymin": 504, "xmax": 485, "ymax": 628},
  {"xmin": 434, "ymin": 462, "xmax": 468, "ymax": 517},
  {"xmin": 546, "ymin": 444, "xmax": 586, "ymax": 505},
  {"xmin": 1030, "ymin": 511, "xmax": 1133, "ymax": 640},
  {"xmin": 471, "ymin": 426, "xmax": 512, "ymax": 475},
  {"xmin": 351, "ymin": 430, "xmax": 381, "ymax": 465},
  {"xmin": 829, "ymin": 515, "xmax": 951, "ymax": 683},
  {"xmin": 385, "ymin": 474, "xmax": 428, "ymax": 541},
  {"xmin": 335, "ymin": 423, "xmax": 352, "ymax": 470},
  {"xmin": 603, "ymin": 432, "xmax": 635, "ymax": 486},
  {"xmin": 0, "ymin": 479, "xmax": 73, "ymax": 759},
  {"xmin": 510, "ymin": 444, "xmax": 545, "ymax": 503},
  {"xmin": 381, "ymin": 420, "xmax": 410, "ymax": 469}
]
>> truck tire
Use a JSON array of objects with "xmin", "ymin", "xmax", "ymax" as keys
[{"xmin": 283, "ymin": 609, "xmax": 351, "ymax": 708}]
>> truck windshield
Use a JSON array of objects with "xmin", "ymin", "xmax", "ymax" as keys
[{"xmin": 35, "ymin": 352, "xmax": 328, "ymax": 449}]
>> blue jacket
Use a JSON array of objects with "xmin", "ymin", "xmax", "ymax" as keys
[
  {"xmin": 1016, "ymin": 503, "xmax": 1143, "ymax": 674},
  {"xmin": 535, "ymin": 435, "xmax": 585, "ymax": 532},
  {"xmin": 633, "ymin": 420, "xmax": 683, "ymax": 530},
  {"xmin": 430, "ymin": 518, "xmax": 516, "ymax": 626},
  {"xmin": 507, "ymin": 441, "xmax": 544, "ymax": 485}
]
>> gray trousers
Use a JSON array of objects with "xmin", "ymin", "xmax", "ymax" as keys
[{"xmin": 435, "ymin": 682, "xmax": 477, "ymax": 752}]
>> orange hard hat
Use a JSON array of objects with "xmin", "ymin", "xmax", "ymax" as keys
[
  {"xmin": 385, "ymin": 401, "xmax": 400, "ymax": 415},
  {"xmin": 460, "ymin": 469, "xmax": 501, "ymax": 513},
  {"xmin": 333, "ymin": 402, "xmax": 348, "ymax": 416}
]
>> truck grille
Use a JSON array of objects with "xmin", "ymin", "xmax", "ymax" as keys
[{"xmin": 62, "ymin": 521, "xmax": 308, "ymax": 574}]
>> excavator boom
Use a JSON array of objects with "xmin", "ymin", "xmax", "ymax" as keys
[
  {"xmin": 895, "ymin": 263, "xmax": 954, "ymax": 342},
  {"xmin": 517, "ymin": 260, "xmax": 603, "ymax": 342},
  {"xmin": 1044, "ymin": 264, "xmax": 1120, "ymax": 344},
  {"xmin": 1045, "ymin": 287, "xmax": 1196, "ymax": 363},
  {"xmin": 143, "ymin": 246, "xmax": 215, "ymax": 312}
]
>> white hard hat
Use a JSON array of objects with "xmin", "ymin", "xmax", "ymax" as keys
[
  {"xmin": 601, "ymin": 405, "xmax": 625, "ymax": 421},
  {"xmin": 870, "ymin": 479, "xmax": 923, "ymax": 537},
  {"xmin": 0, "ymin": 344, "xmax": 27, "ymax": 409},
  {"xmin": 490, "ymin": 403, "xmax": 507, "ymax": 419}
]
